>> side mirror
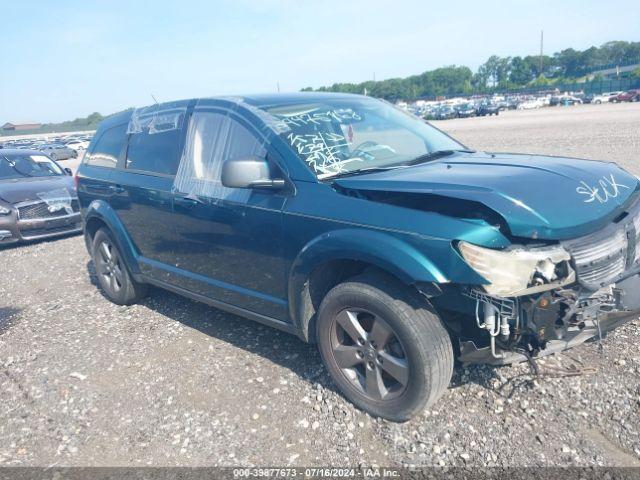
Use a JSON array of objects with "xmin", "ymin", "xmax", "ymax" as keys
[
  {"xmin": 221, "ymin": 156, "xmax": 285, "ymax": 190},
  {"xmin": 64, "ymin": 168, "xmax": 73, "ymax": 176}
]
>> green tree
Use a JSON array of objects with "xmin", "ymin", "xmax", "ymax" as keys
[
  {"xmin": 531, "ymin": 74, "xmax": 551, "ymax": 87},
  {"xmin": 509, "ymin": 56, "xmax": 532, "ymax": 85},
  {"xmin": 301, "ymin": 40, "xmax": 640, "ymax": 100}
]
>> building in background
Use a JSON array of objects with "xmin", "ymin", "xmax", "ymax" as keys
[{"xmin": 2, "ymin": 122, "xmax": 42, "ymax": 132}]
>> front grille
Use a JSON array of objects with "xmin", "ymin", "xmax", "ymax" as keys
[
  {"xmin": 577, "ymin": 256, "xmax": 626, "ymax": 286},
  {"xmin": 563, "ymin": 203, "xmax": 640, "ymax": 290},
  {"xmin": 17, "ymin": 200, "xmax": 79, "ymax": 220}
]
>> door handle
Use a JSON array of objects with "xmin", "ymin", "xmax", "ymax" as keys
[
  {"xmin": 174, "ymin": 195, "xmax": 203, "ymax": 208},
  {"xmin": 86, "ymin": 183, "xmax": 111, "ymax": 191}
]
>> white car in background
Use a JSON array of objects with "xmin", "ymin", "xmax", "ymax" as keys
[
  {"xmin": 517, "ymin": 98, "xmax": 545, "ymax": 110},
  {"xmin": 63, "ymin": 139, "xmax": 89, "ymax": 151},
  {"xmin": 591, "ymin": 91, "xmax": 622, "ymax": 104}
]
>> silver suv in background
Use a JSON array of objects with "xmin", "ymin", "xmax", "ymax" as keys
[{"xmin": 38, "ymin": 143, "xmax": 77, "ymax": 161}]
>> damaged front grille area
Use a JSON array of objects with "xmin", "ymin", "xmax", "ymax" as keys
[
  {"xmin": 17, "ymin": 199, "xmax": 80, "ymax": 220},
  {"xmin": 562, "ymin": 203, "xmax": 640, "ymax": 290}
]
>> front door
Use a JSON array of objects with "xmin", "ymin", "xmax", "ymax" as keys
[{"xmin": 170, "ymin": 109, "xmax": 288, "ymax": 321}]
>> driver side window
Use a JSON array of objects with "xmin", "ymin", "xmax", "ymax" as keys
[{"xmin": 173, "ymin": 112, "xmax": 268, "ymax": 202}]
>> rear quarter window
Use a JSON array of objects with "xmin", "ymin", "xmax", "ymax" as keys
[{"xmin": 86, "ymin": 123, "xmax": 127, "ymax": 168}]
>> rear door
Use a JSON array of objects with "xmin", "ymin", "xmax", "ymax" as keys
[{"xmin": 108, "ymin": 104, "xmax": 189, "ymax": 276}]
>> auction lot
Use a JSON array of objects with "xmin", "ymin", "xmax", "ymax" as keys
[{"xmin": 1, "ymin": 102, "xmax": 640, "ymax": 467}]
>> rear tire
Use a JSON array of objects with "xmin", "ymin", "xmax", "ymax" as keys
[
  {"xmin": 92, "ymin": 228, "xmax": 147, "ymax": 305},
  {"xmin": 316, "ymin": 272, "xmax": 453, "ymax": 422}
]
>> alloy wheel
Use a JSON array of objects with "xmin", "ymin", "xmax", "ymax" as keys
[
  {"xmin": 96, "ymin": 240, "xmax": 124, "ymax": 293},
  {"xmin": 330, "ymin": 308, "xmax": 409, "ymax": 401}
]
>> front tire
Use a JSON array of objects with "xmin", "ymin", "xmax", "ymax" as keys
[
  {"xmin": 92, "ymin": 228, "xmax": 147, "ymax": 305},
  {"xmin": 316, "ymin": 273, "xmax": 453, "ymax": 422}
]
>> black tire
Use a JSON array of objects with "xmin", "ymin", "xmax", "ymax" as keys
[
  {"xmin": 92, "ymin": 228, "xmax": 147, "ymax": 305},
  {"xmin": 316, "ymin": 272, "xmax": 453, "ymax": 422},
  {"xmin": 49, "ymin": 153, "xmax": 57, "ymax": 160}
]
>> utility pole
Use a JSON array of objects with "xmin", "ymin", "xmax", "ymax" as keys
[
  {"xmin": 277, "ymin": 82, "xmax": 280, "ymax": 93},
  {"xmin": 539, "ymin": 30, "xmax": 544, "ymax": 76}
]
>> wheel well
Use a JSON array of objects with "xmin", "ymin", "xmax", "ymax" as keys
[
  {"xmin": 84, "ymin": 217, "xmax": 108, "ymax": 251},
  {"xmin": 298, "ymin": 259, "xmax": 406, "ymax": 343}
]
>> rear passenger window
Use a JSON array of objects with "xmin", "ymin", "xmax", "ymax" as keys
[
  {"xmin": 125, "ymin": 115, "xmax": 185, "ymax": 176},
  {"xmin": 86, "ymin": 123, "xmax": 127, "ymax": 168}
]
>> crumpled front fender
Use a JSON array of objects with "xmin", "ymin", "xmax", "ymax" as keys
[{"xmin": 287, "ymin": 227, "xmax": 487, "ymax": 336}]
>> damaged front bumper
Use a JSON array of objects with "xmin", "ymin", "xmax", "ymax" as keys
[
  {"xmin": 0, "ymin": 201, "xmax": 82, "ymax": 245},
  {"xmin": 458, "ymin": 273, "xmax": 640, "ymax": 365}
]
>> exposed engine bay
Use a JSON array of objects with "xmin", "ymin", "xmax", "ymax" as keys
[{"xmin": 446, "ymin": 273, "xmax": 640, "ymax": 365}]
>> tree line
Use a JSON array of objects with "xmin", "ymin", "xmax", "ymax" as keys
[{"xmin": 302, "ymin": 41, "xmax": 640, "ymax": 101}]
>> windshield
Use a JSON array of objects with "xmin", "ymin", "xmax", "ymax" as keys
[
  {"xmin": 0, "ymin": 154, "xmax": 64, "ymax": 179},
  {"xmin": 261, "ymin": 97, "xmax": 464, "ymax": 179}
]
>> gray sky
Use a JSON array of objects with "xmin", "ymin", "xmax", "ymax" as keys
[{"xmin": 1, "ymin": 0, "xmax": 638, "ymax": 122}]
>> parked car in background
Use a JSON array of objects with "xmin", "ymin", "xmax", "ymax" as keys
[
  {"xmin": 0, "ymin": 150, "xmax": 80, "ymax": 244},
  {"xmin": 610, "ymin": 90, "xmax": 640, "ymax": 103},
  {"xmin": 63, "ymin": 139, "xmax": 90, "ymax": 152},
  {"xmin": 38, "ymin": 143, "xmax": 77, "ymax": 161},
  {"xmin": 78, "ymin": 93, "xmax": 640, "ymax": 421},
  {"xmin": 586, "ymin": 91, "xmax": 622, "ymax": 104},
  {"xmin": 517, "ymin": 98, "xmax": 543, "ymax": 110},
  {"xmin": 432, "ymin": 105, "xmax": 457, "ymax": 120},
  {"xmin": 504, "ymin": 98, "xmax": 519, "ymax": 110},
  {"xmin": 476, "ymin": 102, "xmax": 500, "ymax": 116},
  {"xmin": 559, "ymin": 95, "xmax": 583, "ymax": 106},
  {"xmin": 455, "ymin": 103, "xmax": 476, "ymax": 118}
]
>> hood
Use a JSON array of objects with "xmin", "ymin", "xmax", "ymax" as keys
[
  {"xmin": 0, "ymin": 176, "xmax": 76, "ymax": 204},
  {"xmin": 334, "ymin": 152, "xmax": 640, "ymax": 240}
]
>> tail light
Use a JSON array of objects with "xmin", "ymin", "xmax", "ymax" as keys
[{"xmin": 74, "ymin": 172, "xmax": 80, "ymax": 190}]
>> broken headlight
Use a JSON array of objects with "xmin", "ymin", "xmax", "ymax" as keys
[{"xmin": 458, "ymin": 241, "xmax": 575, "ymax": 297}]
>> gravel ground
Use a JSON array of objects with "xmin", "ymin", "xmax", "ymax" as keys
[
  {"xmin": 1, "ymin": 103, "xmax": 640, "ymax": 468},
  {"xmin": 432, "ymin": 102, "xmax": 640, "ymax": 176}
]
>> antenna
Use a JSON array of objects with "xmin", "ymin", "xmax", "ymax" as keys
[{"xmin": 151, "ymin": 94, "xmax": 160, "ymax": 105}]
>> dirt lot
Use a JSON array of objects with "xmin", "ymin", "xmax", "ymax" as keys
[
  {"xmin": 432, "ymin": 102, "xmax": 640, "ymax": 176},
  {"xmin": 1, "ymin": 103, "xmax": 640, "ymax": 468}
]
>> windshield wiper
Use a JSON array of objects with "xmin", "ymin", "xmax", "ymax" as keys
[
  {"xmin": 321, "ymin": 165, "xmax": 405, "ymax": 180},
  {"xmin": 403, "ymin": 149, "xmax": 475, "ymax": 166},
  {"xmin": 320, "ymin": 149, "xmax": 475, "ymax": 180}
]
